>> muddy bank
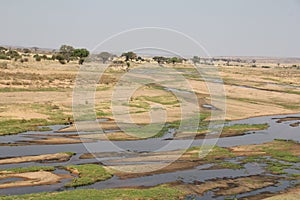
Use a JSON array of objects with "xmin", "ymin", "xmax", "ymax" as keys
[
  {"xmin": 0, "ymin": 152, "xmax": 74, "ymax": 165},
  {"xmin": 0, "ymin": 171, "xmax": 70, "ymax": 189},
  {"xmin": 176, "ymin": 175, "xmax": 278, "ymax": 197}
]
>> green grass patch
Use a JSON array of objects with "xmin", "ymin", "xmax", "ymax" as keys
[
  {"xmin": 0, "ymin": 87, "xmax": 63, "ymax": 93},
  {"xmin": 0, "ymin": 119, "xmax": 49, "ymax": 135},
  {"xmin": 0, "ymin": 103, "xmax": 72, "ymax": 135},
  {"xmin": 265, "ymin": 160, "xmax": 293, "ymax": 174},
  {"xmin": 0, "ymin": 185, "xmax": 185, "ymax": 200},
  {"xmin": 128, "ymin": 101, "xmax": 150, "ymax": 110},
  {"xmin": 187, "ymin": 145, "xmax": 234, "ymax": 161},
  {"xmin": 96, "ymin": 110, "xmax": 111, "ymax": 117},
  {"xmin": 289, "ymin": 173, "xmax": 300, "ymax": 178},
  {"xmin": 222, "ymin": 123, "xmax": 269, "ymax": 134},
  {"xmin": 265, "ymin": 149, "xmax": 300, "ymax": 163},
  {"xmin": 240, "ymin": 155, "xmax": 265, "ymax": 164},
  {"xmin": 0, "ymin": 166, "xmax": 55, "ymax": 174},
  {"xmin": 198, "ymin": 123, "xmax": 269, "ymax": 137},
  {"xmin": 216, "ymin": 161, "xmax": 243, "ymax": 169},
  {"xmin": 141, "ymin": 95, "xmax": 179, "ymax": 105},
  {"xmin": 259, "ymin": 141, "xmax": 300, "ymax": 163},
  {"xmin": 64, "ymin": 164, "xmax": 112, "ymax": 187},
  {"xmin": 36, "ymin": 127, "xmax": 52, "ymax": 131}
]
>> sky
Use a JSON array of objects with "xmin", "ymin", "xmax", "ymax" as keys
[{"xmin": 0, "ymin": 0, "xmax": 300, "ymax": 57}]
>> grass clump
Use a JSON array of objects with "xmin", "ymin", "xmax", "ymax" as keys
[
  {"xmin": 197, "ymin": 123, "xmax": 269, "ymax": 137},
  {"xmin": 0, "ymin": 119, "xmax": 49, "ymax": 136},
  {"xmin": 141, "ymin": 95, "xmax": 179, "ymax": 105},
  {"xmin": 0, "ymin": 166, "xmax": 55, "ymax": 174},
  {"xmin": 0, "ymin": 103, "xmax": 72, "ymax": 135},
  {"xmin": 0, "ymin": 185, "xmax": 185, "ymax": 200},
  {"xmin": 265, "ymin": 160, "xmax": 293, "ymax": 174},
  {"xmin": 240, "ymin": 155, "xmax": 265, "ymax": 164},
  {"xmin": 204, "ymin": 146, "xmax": 235, "ymax": 161},
  {"xmin": 64, "ymin": 164, "xmax": 112, "ymax": 187},
  {"xmin": 259, "ymin": 141, "xmax": 300, "ymax": 163},
  {"xmin": 216, "ymin": 162, "xmax": 243, "ymax": 170},
  {"xmin": 187, "ymin": 145, "xmax": 234, "ymax": 161}
]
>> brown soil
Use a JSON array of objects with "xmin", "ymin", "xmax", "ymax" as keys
[
  {"xmin": 174, "ymin": 175, "xmax": 278, "ymax": 197},
  {"xmin": 290, "ymin": 122, "xmax": 300, "ymax": 127},
  {"xmin": 0, "ymin": 171, "xmax": 69, "ymax": 189},
  {"xmin": 0, "ymin": 152, "xmax": 73, "ymax": 165},
  {"xmin": 273, "ymin": 117, "xmax": 300, "ymax": 123}
]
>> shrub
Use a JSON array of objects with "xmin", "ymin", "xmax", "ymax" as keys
[
  {"xmin": 262, "ymin": 66, "xmax": 271, "ymax": 68},
  {"xmin": 35, "ymin": 56, "xmax": 41, "ymax": 61},
  {"xmin": 0, "ymin": 54, "xmax": 9, "ymax": 60},
  {"xmin": 20, "ymin": 58, "xmax": 29, "ymax": 63},
  {"xmin": 59, "ymin": 59, "xmax": 66, "ymax": 64},
  {"xmin": 7, "ymin": 50, "xmax": 20, "ymax": 59},
  {"xmin": 23, "ymin": 48, "xmax": 31, "ymax": 53},
  {"xmin": 55, "ymin": 54, "xmax": 65, "ymax": 61},
  {"xmin": 42, "ymin": 55, "xmax": 48, "ymax": 60}
]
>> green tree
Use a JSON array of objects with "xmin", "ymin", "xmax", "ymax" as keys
[
  {"xmin": 73, "ymin": 48, "xmax": 89, "ymax": 64},
  {"xmin": 167, "ymin": 57, "xmax": 182, "ymax": 64},
  {"xmin": 121, "ymin": 51, "xmax": 137, "ymax": 61},
  {"xmin": 98, "ymin": 52, "xmax": 112, "ymax": 63},
  {"xmin": 59, "ymin": 45, "xmax": 75, "ymax": 62},
  {"xmin": 23, "ymin": 48, "xmax": 31, "ymax": 53},
  {"xmin": 191, "ymin": 56, "xmax": 200, "ymax": 64},
  {"xmin": 153, "ymin": 56, "xmax": 167, "ymax": 64}
]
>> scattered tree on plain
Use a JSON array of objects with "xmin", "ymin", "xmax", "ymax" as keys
[{"xmin": 121, "ymin": 51, "xmax": 137, "ymax": 61}]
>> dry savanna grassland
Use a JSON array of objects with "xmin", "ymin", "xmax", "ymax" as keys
[{"xmin": 0, "ymin": 51, "xmax": 300, "ymax": 200}]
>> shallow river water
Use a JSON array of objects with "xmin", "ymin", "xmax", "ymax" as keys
[{"xmin": 0, "ymin": 113, "xmax": 299, "ymax": 197}]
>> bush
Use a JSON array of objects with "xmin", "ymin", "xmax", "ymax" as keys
[
  {"xmin": 55, "ymin": 54, "xmax": 65, "ymax": 61},
  {"xmin": 20, "ymin": 58, "xmax": 29, "ymax": 63},
  {"xmin": 0, "ymin": 54, "xmax": 9, "ymax": 60},
  {"xmin": 35, "ymin": 56, "xmax": 41, "ymax": 61},
  {"xmin": 59, "ymin": 59, "xmax": 66, "ymax": 64},
  {"xmin": 42, "ymin": 55, "xmax": 48, "ymax": 60},
  {"xmin": 23, "ymin": 48, "xmax": 31, "ymax": 53},
  {"xmin": 262, "ymin": 66, "xmax": 271, "ymax": 68},
  {"xmin": 7, "ymin": 50, "xmax": 20, "ymax": 59}
]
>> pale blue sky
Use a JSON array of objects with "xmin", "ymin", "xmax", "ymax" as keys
[{"xmin": 1, "ymin": 0, "xmax": 300, "ymax": 57}]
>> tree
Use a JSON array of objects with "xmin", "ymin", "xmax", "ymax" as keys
[
  {"xmin": 98, "ymin": 52, "xmax": 112, "ymax": 63},
  {"xmin": 73, "ymin": 48, "xmax": 89, "ymax": 58},
  {"xmin": 0, "ymin": 46, "xmax": 7, "ymax": 52},
  {"xmin": 23, "ymin": 48, "xmax": 31, "ymax": 53},
  {"xmin": 59, "ymin": 45, "xmax": 75, "ymax": 62},
  {"xmin": 55, "ymin": 54, "xmax": 65, "ymax": 61},
  {"xmin": 72, "ymin": 48, "xmax": 89, "ymax": 64},
  {"xmin": 191, "ymin": 56, "xmax": 200, "ymax": 64},
  {"xmin": 121, "ymin": 51, "xmax": 137, "ymax": 61},
  {"xmin": 153, "ymin": 56, "xmax": 167, "ymax": 64},
  {"xmin": 7, "ymin": 50, "xmax": 21, "ymax": 60},
  {"xmin": 167, "ymin": 57, "xmax": 182, "ymax": 64}
]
